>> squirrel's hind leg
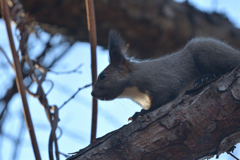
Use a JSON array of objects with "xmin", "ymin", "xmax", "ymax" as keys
[{"xmin": 193, "ymin": 74, "xmax": 219, "ymax": 88}]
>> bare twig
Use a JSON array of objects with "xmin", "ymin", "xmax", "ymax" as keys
[
  {"xmin": 45, "ymin": 80, "xmax": 54, "ymax": 96},
  {"xmin": 0, "ymin": 104, "xmax": 8, "ymax": 120},
  {"xmin": 0, "ymin": 80, "xmax": 17, "ymax": 120},
  {"xmin": 57, "ymin": 127, "xmax": 63, "ymax": 139},
  {"xmin": 228, "ymin": 153, "xmax": 239, "ymax": 160},
  {"xmin": 227, "ymin": 147, "xmax": 239, "ymax": 160},
  {"xmin": 1, "ymin": 2, "xmax": 76, "ymax": 160},
  {"xmin": 0, "ymin": 0, "xmax": 41, "ymax": 159},
  {"xmin": 18, "ymin": 15, "xmax": 73, "ymax": 159},
  {"xmin": 59, "ymin": 151, "xmax": 71, "ymax": 158},
  {"xmin": 59, "ymin": 84, "xmax": 92, "ymax": 110},
  {"xmin": 0, "ymin": 47, "xmax": 13, "ymax": 67},
  {"xmin": 47, "ymin": 63, "xmax": 83, "ymax": 75},
  {"xmin": 48, "ymin": 105, "xmax": 60, "ymax": 160},
  {"xmin": 36, "ymin": 40, "xmax": 52, "ymax": 62},
  {"xmin": 12, "ymin": 112, "xmax": 25, "ymax": 160},
  {"xmin": 24, "ymin": 54, "xmax": 60, "ymax": 160},
  {"xmin": 46, "ymin": 42, "xmax": 74, "ymax": 69},
  {"xmin": 85, "ymin": 0, "xmax": 98, "ymax": 144}
]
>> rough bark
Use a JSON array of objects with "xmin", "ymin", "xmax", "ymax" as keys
[
  {"xmin": 68, "ymin": 66, "xmax": 240, "ymax": 160},
  {"xmin": 3, "ymin": 0, "xmax": 240, "ymax": 58}
]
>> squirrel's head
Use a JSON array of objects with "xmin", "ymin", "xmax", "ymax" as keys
[{"xmin": 91, "ymin": 30, "xmax": 131, "ymax": 100}]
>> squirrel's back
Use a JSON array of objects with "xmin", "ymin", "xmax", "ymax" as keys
[{"xmin": 186, "ymin": 37, "xmax": 240, "ymax": 75}]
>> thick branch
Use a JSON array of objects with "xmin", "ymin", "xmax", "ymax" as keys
[
  {"xmin": 68, "ymin": 66, "xmax": 240, "ymax": 160},
  {"xmin": 15, "ymin": 0, "xmax": 240, "ymax": 58}
]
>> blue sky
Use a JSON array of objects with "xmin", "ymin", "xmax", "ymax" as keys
[
  {"xmin": 176, "ymin": 0, "xmax": 240, "ymax": 28},
  {"xmin": 1, "ymin": 0, "xmax": 240, "ymax": 160}
]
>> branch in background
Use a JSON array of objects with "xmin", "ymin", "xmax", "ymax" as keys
[
  {"xmin": 0, "ymin": 104, "xmax": 7, "ymax": 120},
  {"xmin": 22, "ymin": 47, "xmax": 60, "ymax": 160},
  {"xmin": 12, "ymin": 112, "xmax": 25, "ymax": 160},
  {"xmin": 59, "ymin": 84, "xmax": 92, "ymax": 110},
  {"xmin": 0, "ymin": 0, "xmax": 41, "ymax": 159},
  {"xmin": 45, "ymin": 42, "xmax": 74, "ymax": 69},
  {"xmin": 0, "ymin": 80, "xmax": 17, "ymax": 120},
  {"xmin": 0, "ymin": 47, "xmax": 13, "ymax": 67},
  {"xmin": 85, "ymin": 0, "xmax": 98, "ymax": 144},
  {"xmin": 1, "ymin": 1, "xmax": 82, "ymax": 159},
  {"xmin": 7, "ymin": 1, "xmax": 62, "ymax": 159},
  {"xmin": 48, "ymin": 105, "xmax": 59, "ymax": 160},
  {"xmin": 59, "ymin": 151, "xmax": 71, "ymax": 159},
  {"xmin": 36, "ymin": 40, "xmax": 52, "ymax": 62},
  {"xmin": 47, "ymin": 63, "xmax": 83, "ymax": 75}
]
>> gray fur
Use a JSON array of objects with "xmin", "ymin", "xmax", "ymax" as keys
[{"xmin": 91, "ymin": 31, "xmax": 240, "ymax": 110}]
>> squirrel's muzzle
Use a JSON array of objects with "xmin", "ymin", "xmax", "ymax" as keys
[{"xmin": 91, "ymin": 90, "xmax": 96, "ymax": 97}]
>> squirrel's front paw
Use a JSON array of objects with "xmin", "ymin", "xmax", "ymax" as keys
[
  {"xmin": 128, "ymin": 112, "xmax": 141, "ymax": 121},
  {"xmin": 128, "ymin": 109, "xmax": 149, "ymax": 121}
]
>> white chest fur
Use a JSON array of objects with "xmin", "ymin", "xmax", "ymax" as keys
[{"xmin": 118, "ymin": 87, "xmax": 151, "ymax": 110}]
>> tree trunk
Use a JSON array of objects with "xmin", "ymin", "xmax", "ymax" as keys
[
  {"xmin": 7, "ymin": 0, "xmax": 240, "ymax": 58},
  {"xmin": 68, "ymin": 66, "xmax": 240, "ymax": 160}
]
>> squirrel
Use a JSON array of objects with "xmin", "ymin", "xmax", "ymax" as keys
[{"xmin": 91, "ymin": 30, "xmax": 240, "ymax": 120}]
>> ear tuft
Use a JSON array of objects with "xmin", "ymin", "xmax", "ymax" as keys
[
  {"xmin": 108, "ymin": 30, "xmax": 128, "ymax": 64},
  {"xmin": 108, "ymin": 30, "xmax": 130, "ymax": 71},
  {"xmin": 108, "ymin": 30, "xmax": 126, "ymax": 54}
]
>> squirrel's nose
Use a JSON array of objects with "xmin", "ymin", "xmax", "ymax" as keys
[{"xmin": 91, "ymin": 90, "xmax": 95, "ymax": 97}]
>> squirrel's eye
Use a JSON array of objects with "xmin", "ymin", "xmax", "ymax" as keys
[{"xmin": 99, "ymin": 73, "xmax": 107, "ymax": 80}]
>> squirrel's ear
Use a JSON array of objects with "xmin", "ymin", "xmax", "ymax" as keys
[
  {"xmin": 108, "ymin": 30, "xmax": 130, "ymax": 69},
  {"xmin": 108, "ymin": 30, "xmax": 130, "ymax": 71},
  {"xmin": 110, "ymin": 48, "xmax": 126, "ymax": 66},
  {"xmin": 108, "ymin": 30, "xmax": 127, "ymax": 64},
  {"xmin": 110, "ymin": 48, "xmax": 130, "ymax": 73}
]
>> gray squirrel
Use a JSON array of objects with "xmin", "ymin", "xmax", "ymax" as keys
[{"xmin": 91, "ymin": 30, "xmax": 240, "ymax": 120}]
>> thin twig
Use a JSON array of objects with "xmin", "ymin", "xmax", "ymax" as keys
[
  {"xmin": 45, "ymin": 80, "xmax": 54, "ymax": 96},
  {"xmin": 25, "ymin": 58, "xmax": 60, "ymax": 160},
  {"xmin": 0, "ymin": 0, "xmax": 41, "ymax": 159},
  {"xmin": 59, "ymin": 84, "xmax": 92, "ymax": 110},
  {"xmin": 56, "ymin": 127, "xmax": 63, "ymax": 139},
  {"xmin": 0, "ymin": 80, "xmax": 17, "ymax": 120},
  {"xmin": 47, "ymin": 63, "xmax": 83, "ymax": 75},
  {"xmin": 59, "ymin": 151, "xmax": 70, "ymax": 158},
  {"xmin": 0, "ymin": 47, "xmax": 13, "ymax": 67},
  {"xmin": 46, "ymin": 42, "xmax": 74, "ymax": 69},
  {"xmin": 1, "ymin": 2, "xmax": 72, "ymax": 160},
  {"xmin": 227, "ymin": 148, "xmax": 240, "ymax": 160},
  {"xmin": 21, "ymin": 25, "xmax": 61, "ymax": 160},
  {"xmin": 48, "ymin": 105, "xmax": 59, "ymax": 160},
  {"xmin": 0, "ymin": 103, "xmax": 8, "ymax": 120},
  {"xmin": 85, "ymin": 0, "xmax": 98, "ymax": 144},
  {"xmin": 228, "ymin": 153, "xmax": 239, "ymax": 160},
  {"xmin": 12, "ymin": 112, "xmax": 25, "ymax": 160}
]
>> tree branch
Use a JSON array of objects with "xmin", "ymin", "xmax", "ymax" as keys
[
  {"xmin": 0, "ymin": 0, "xmax": 41, "ymax": 159},
  {"xmin": 17, "ymin": 0, "xmax": 240, "ymax": 59},
  {"xmin": 85, "ymin": 0, "xmax": 98, "ymax": 144},
  {"xmin": 59, "ymin": 84, "xmax": 92, "ymax": 110},
  {"xmin": 68, "ymin": 66, "xmax": 240, "ymax": 160}
]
